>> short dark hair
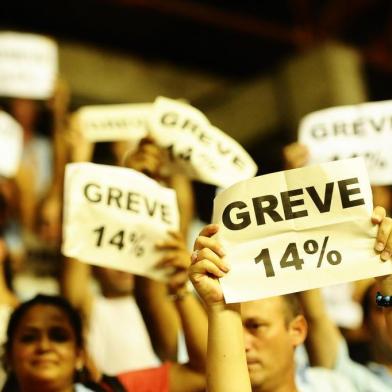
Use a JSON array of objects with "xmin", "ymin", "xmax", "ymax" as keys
[{"xmin": 281, "ymin": 294, "xmax": 303, "ymax": 324}]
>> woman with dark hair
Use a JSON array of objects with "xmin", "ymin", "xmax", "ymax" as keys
[{"xmin": 1, "ymin": 294, "xmax": 205, "ymax": 392}]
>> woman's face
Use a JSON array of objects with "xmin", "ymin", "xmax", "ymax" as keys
[{"xmin": 9, "ymin": 304, "xmax": 83, "ymax": 390}]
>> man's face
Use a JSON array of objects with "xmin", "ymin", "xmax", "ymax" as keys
[{"xmin": 241, "ymin": 297, "xmax": 304, "ymax": 391}]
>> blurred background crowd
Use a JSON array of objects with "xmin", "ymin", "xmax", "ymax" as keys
[{"xmin": 1, "ymin": 1, "xmax": 392, "ymax": 391}]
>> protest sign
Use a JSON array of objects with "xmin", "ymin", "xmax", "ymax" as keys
[
  {"xmin": 212, "ymin": 158, "xmax": 392, "ymax": 303},
  {"xmin": 62, "ymin": 163, "xmax": 180, "ymax": 280},
  {"xmin": 149, "ymin": 96, "xmax": 258, "ymax": 188},
  {"xmin": 299, "ymin": 100, "xmax": 392, "ymax": 185},
  {"xmin": 72, "ymin": 103, "xmax": 150, "ymax": 143},
  {"xmin": 0, "ymin": 111, "xmax": 23, "ymax": 177},
  {"xmin": 0, "ymin": 31, "xmax": 58, "ymax": 99}
]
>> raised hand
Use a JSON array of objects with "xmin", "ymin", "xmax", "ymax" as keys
[
  {"xmin": 189, "ymin": 224, "xmax": 229, "ymax": 307},
  {"xmin": 282, "ymin": 142, "xmax": 309, "ymax": 169}
]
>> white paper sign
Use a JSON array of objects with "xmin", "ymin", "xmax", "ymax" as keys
[
  {"xmin": 73, "ymin": 103, "xmax": 151, "ymax": 143},
  {"xmin": 299, "ymin": 101, "xmax": 392, "ymax": 185},
  {"xmin": 0, "ymin": 111, "xmax": 23, "ymax": 177},
  {"xmin": 149, "ymin": 97, "xmax": 258, "ymax": 188},
  {"xmin": 0, "ymin": 31, "xmax": 58, "ymax": 99},
  {"xmin": 213, "ymin": 158, "xmax": 392, "ymax": 303},
  {"xmin": 62, "ymin": 163, "xmax": 180, "ymax": 280}
]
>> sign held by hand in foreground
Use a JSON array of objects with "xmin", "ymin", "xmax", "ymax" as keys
[
  {"xmin": 213, "ymin": 158, "xmax": 392, "ymax": 303},
  {"xmin": 62, "ymin": 163, "xmax": 180, "ymax": 280}
]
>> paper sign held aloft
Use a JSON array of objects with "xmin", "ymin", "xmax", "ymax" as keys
[
  {"xmin": 149, "ymin": 97, "xmax": 258, "ymax": 188},
  {"xmin": 0, "ymin": 31, "xmax": 58, "ymax": 99},
  {"xmin": 62, "ymin": 163, "xmax": 179, "ymax": 280},
  {"xmin": 299, "ymin": 100, "xmax": 392, "ymax": 185},
  {"xmin": 72, "ymin": 103, "xmax": 151, "ymax": 143},
  {"xmin": 213, "ymin": 158, "xmax": 392, "ymax": 303},
  {"xmin": 0, "ymin": 111, "xmax": 23, "ymax": 177}
]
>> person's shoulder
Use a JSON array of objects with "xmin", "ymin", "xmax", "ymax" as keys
[
  {"xmin": 116, "ymin": 363, "xmax": 171, "ymax": 392},
  {"xmin": 297, "ymin": 366, "xmax": 357, "ymax": 392}
]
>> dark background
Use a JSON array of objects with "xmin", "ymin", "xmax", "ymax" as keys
[{"xmin": 2, "ymin": 0, "xmax": 392, "ymax": 220}]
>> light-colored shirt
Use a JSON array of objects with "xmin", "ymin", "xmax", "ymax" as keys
[
  {"xmin": 334, "ymin": 340, "xmax": 392, "ymax": 392},
  {"xmin": 88, "ymin": 295, "xmax": 160, "ymax": 375},
  {"xmin": 75, "ymin": 384, "xmax": 96, "ymax": 392},
  {"xmin": 296, "ymin": 361, "xmax": 357, "ymax": 391}
]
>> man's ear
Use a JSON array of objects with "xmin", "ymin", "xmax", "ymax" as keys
[{"xmin": 288, "ymin": 315, "xmax": 308, "ymax": 347}]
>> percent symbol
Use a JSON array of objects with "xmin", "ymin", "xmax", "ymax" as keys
[
  {"xmin": 303, "ymin": 236, "xmax": 341, "ymax": 267},
  {"xmin": 129, "ymin": 232, "xmax": 145, "ymax": 257}
]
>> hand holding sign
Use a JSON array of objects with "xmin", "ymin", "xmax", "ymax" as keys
[
  {"xmin": 149, "ymin": 97, "xmax": 258, "ymax": 188},
  {"xmin": 211, "ymin": 158, "xmax": 392, "ymax": 303},
  {"xmin": 299, "ymin": 100, "xmax": 392, "ymax": 185},
  {"xmin": 190, "ymin": 224, "xmax": 228, "ymax": 307},
  {"xmin": 62, "ymin": 163, "xmax": 180, "ymax": 280}
]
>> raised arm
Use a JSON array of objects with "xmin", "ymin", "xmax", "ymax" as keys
[
  {"xmin": 135, "ymin": 231, "xmax": 207, "ymax": 368},
  {"xmin": 189, "ymin": 224, "xmax": 251, "ymax": 392},
  {"xmin": 0, "ymin": 239, "xmax": 18, "ymax": 308},
  {"xmin": 298, "ymin": 289, "xmax": 342, "ymax": 368},
  {"xmin": 60, "ymin": 257, "xmax": 93, "ymax": 321},
  {"xmin": 168, "ymin": 174, "xmax": 194, "ymax": 238}
]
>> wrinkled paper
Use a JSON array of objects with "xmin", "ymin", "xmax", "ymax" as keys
[
  {"xmin": 149, "ymin": 96, "xmax": 257, "ymax": 188},
  {"xmin": 213, "ymin": 158, "xmax": 392, "ymax": 303},
  {"xmin": 62, "ymin": 163, "xmax": 179, "ymax": 280},
  {"xmin": 299, "ymin": 100, "xmax": 392, "ymax": 185}
]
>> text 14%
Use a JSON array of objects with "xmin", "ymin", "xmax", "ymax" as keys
[
  {"xmin": 254, "ymin": 236, "xmax": 342, "ymax": 278},
  {"xmin": 93, "ymin": 225, "xmax": 145, "ymax": 257}
]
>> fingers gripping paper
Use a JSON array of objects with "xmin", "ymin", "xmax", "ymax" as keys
[
  {"xmin": 62, "ymin": 163, "xmax": 180, "ymax": 280},
  {"xmin": 149, "ymin": 97, "xmax": 258, "ymax": 188},
  {"xmin": 72, "ymin": 103, "xmax": 150, "ymax": 143},
  {"xmin": 213, "ymin": 158, "xmax": 392, "ymax": 303},
  {"xmin": 0, "ymin": 31, "xmax": 58, "ymax": 99},
  {"xmin": 0, "ymin": 111, "xmax": 23, "ymax": 177},
  {"xmin": 299, "ymin": 100, "xmax": 392, "ymax": 185}
]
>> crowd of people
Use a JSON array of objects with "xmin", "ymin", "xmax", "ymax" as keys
[{"xmin": 0, "ymin": 32, "xmax": 392, "ymax": 392}]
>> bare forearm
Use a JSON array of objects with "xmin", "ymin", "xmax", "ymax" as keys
[
  {"xmin": 207, "ymin": 303, "xmax": 251, "ymax": 392},
  {"xmin": 175, "ymin": 293, "xmax": 207, "ymax": 371},
  {"xmin": 61, "ymin": 257, "xmax": 92, "ymax": 315},
  {"xmin": 300, "ymin": 289, "xmax": 341, "ymax": 368},
  {"xmin": 134, "ymin": 277, "xmax": 180, "ymax": 360}
]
